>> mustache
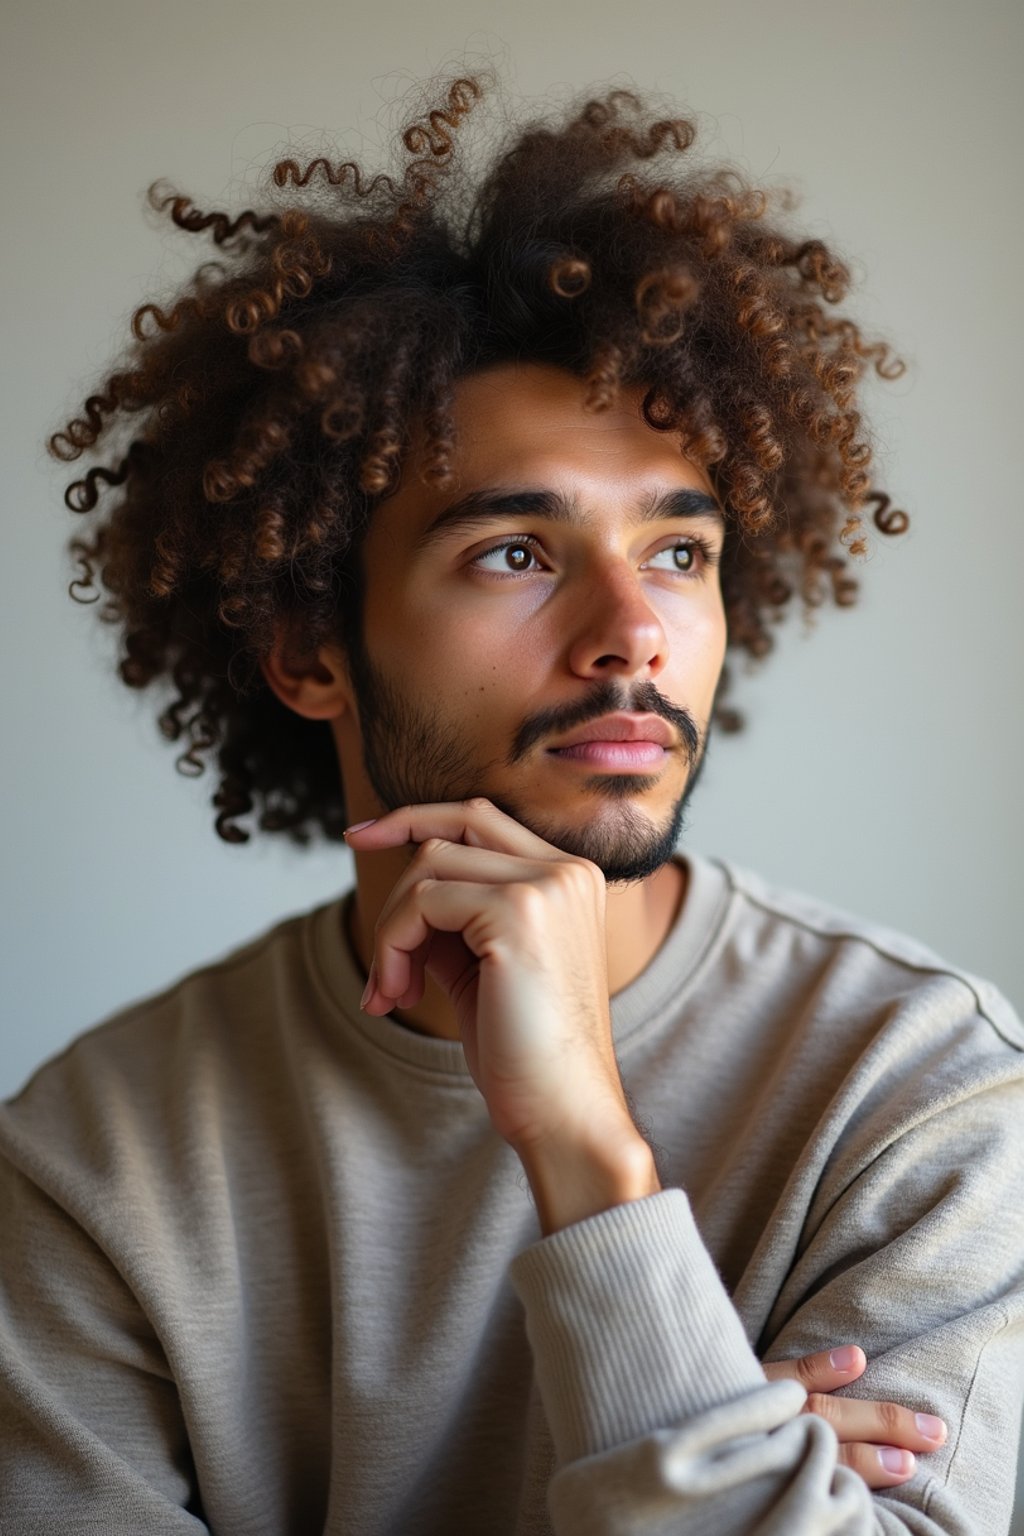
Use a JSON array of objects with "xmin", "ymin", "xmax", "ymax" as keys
[{"xmin": 508, "ymin": 679, "xmax": 701, "ymax": 764}]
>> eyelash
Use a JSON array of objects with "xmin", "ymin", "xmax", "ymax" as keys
[{"xmin": 469, "ymin": 534, "xmax": 719, "ymax": 580}]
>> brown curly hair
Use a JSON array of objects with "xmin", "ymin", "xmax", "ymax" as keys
[{"xmin": 49, "ymin": 73, "xmax": 909, "ymax": 846}]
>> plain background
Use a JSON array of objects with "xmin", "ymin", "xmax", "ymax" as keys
[{"xmin": 3, "ymin": 0, "xmax": 1022, "ymax": 1524}]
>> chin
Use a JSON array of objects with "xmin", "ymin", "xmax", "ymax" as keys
[{"xmin": 486, "ymin": 789, "xmax": 686, "ymax": 886}]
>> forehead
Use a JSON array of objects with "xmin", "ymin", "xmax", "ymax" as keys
[
  {"xmin": 375, "ymin": 361, "xmax": 720, "ymax": 537},
  {"xmin": 448, "ymin": 362, "xmax": 687, "ymax": 463}
]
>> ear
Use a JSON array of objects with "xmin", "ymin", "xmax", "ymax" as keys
[{"xmin": 259, "ymin": 624, "xmax": 353, "ymax": 722}]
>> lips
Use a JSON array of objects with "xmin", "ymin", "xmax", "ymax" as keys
[{"xmin": 548, "ymin": 713, "xmax": 675, "ymax": 751}]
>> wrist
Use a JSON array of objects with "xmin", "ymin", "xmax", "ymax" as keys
[{"xmin": 517, "ymin": 1128, "xmax": 661, "ymax": 1237}]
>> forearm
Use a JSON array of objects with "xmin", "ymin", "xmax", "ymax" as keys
[{"xmin": 508, "ymin": 1188, "xmax": 1001, "ymax": 1535}]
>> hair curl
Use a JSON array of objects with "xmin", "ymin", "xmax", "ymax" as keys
[{"xmin": 50, "ymin": 73, "xmax": 909, "ymax": 846}]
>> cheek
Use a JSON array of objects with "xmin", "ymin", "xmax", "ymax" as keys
[
  {"xmin": 663, "ymin": 600, "xmax": 727, "ymax": 706},
  {"xmin": 707, "ymin": 604, "xmax": 729, "ymax": 665},
  {"xmin": 365, "ymin": 593, "xmax": 517, "ymax": 718},
  {"xmin": 666, "ymin": 594, "xmax": 727, "ymax": 658},
  {"xmin": 374, "ymin": 609, "xmax": 513, "ymax": 676},
  {"xmin": 371, "ymin": 572, "xmax": 536, "ymax": 661}
]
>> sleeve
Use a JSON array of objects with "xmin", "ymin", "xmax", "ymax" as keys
[
  {"xmin": 0, "ymin": 1141, "xmax": 208, "ymax": 1532},
  {"xmin": 507, "ymin": 1056, "xmax": 1024, "ymax": 1535}
]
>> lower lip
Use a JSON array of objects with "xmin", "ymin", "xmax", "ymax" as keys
[{"xmin": 548, "ymin": 742, "xmax": 668, "ymax": 769}]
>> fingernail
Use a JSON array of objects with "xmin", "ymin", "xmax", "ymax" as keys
[
  {"xmin": 879, "ymin": 1447, "xmax": 914, "ymax": 1475},
  {"xmin": 360, "ymin": 964, "xmax": 375, "ymax": 1009},
  {"xmin": 829, "ymin": 1346, "xmax": 860, "ymax": 1371},
  {"xmin": 345, "ymin": 819, "xmax": 377, "ymax": 837},
  {"xmin": 915, "ymin": 1413, "xmax": 946, "ymax": 1442}
]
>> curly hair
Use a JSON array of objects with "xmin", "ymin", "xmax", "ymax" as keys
[{"xmin": 49, "ymin": 73, "xmax": 909, "ymax": 846}]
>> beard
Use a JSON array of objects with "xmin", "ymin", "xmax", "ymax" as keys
[{"xmin": 342, "ymin": 624, "xmax": 713, "ymax": 887}]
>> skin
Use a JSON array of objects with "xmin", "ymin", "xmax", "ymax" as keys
[
  {"xmin": 260, "ymin": 360, "xmax": 946, "ymax": 1491},
  {"xmin": 335, "ymin": 360, "xmax": 728, "ymax": 1041}
]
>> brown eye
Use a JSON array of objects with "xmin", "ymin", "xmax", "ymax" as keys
[
  {"xmin": 645, "ymin": 538, "xmax": 715, "ymax": 577},
  {"xmin": 504, "ymin": 543, "xmax": 533, "ymax": 571},
  {"xmin": 471, "ymin": 537, "xmax": 544, "ymax": 575}
]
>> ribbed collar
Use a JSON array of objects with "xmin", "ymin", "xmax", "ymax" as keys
[{"xmin": 306, "ymin": 848, "xmax": 732, "ymax": 1081}]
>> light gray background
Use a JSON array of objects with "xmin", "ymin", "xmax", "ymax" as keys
[{"xmin": 4, "ymin": 0, "xmax": 1022, "ymax": 1523}]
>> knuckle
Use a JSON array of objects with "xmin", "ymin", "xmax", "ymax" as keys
[
  {"xmin": 572, "ymin": 857, "xmax": 601, "ymax": 890},
  {"xmin": 507, "ymin": 881, "xmax": 545, "ymax": 922},
  {"xmin": 794, "ymin": 1352, "xmax": 821, "ymax": 1389},
  {"xmin": 420, "ymin": 836, "xmax": 447, "ymax": 855},
  {"xmin": 879, "ymin": 1400, "xmax": 904, "ymax": 1439},
  {"xmin": 836, "ymin": 1443, "xmax": 879, "ymax": 1488},
  {"xmin": 465, "ymin": 796, "xmax": 493, "ymax": 812},
  {"xmin": 805, "ymin": 1392, "xmax": 834, "ymax": 1423},
  {"xmin": 553, "ymin": 861, "xmax": 581, "ymax": 892},
  {"xmin": 553, "ymin": 858, "xmax": 599, "ymax": 902}
]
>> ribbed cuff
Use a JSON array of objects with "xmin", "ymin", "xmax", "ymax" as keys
[{"xmin": 508, "ymin": 1187, "xmax": 770, "ymax": 1465}]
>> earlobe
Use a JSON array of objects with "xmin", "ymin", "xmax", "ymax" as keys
[{"xmin": 259, "ymin": 632, "xmax": 353, "ymax": 722}]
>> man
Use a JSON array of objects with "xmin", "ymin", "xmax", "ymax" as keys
[{"xmin": 3, "ymin": 75, "xmax": 1022, "ymax": 1534}]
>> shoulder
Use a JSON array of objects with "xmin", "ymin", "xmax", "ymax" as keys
[
  {"xmin": 691, "ymin": 858, "xmax": 1024, "ymax": 1251},
  {"xmin": 701, "ymin": 851, "xmax": 1024, "ymax": 1056},
  {"xmin": 7, "ymin": 903, "xmax": 313, "ymax": 1098},
  {"xmin": 0, "ymin": 893, "xmax": 348, "ymax": 1220}
]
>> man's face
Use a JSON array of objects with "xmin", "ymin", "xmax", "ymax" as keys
[{"xmin": 338, "ymin": 361, "xmax": 728, "ymax": 885}]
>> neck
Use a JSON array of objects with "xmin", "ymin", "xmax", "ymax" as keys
[{"xmin": 344, "ymin": 854, "xmax": 687, "ymax": 1043}]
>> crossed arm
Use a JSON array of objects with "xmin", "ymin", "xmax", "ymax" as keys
[
  {"xmin": 1, "ymin": 798, "xmax": 1020, "ymax": 1530},
  {"xmin": 350, "ymin": 798, "xmax": 951, "ymax": 1492},
  {"xmin": 347, "ymin": 799, "xmax": 1024, "ymax": 1532}
]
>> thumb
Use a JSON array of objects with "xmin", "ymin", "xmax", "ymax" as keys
[{"xmin": 763, "ymin": 1344, "xmax": 867, "ymax": 1394}]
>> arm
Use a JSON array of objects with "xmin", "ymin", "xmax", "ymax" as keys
[
  {"xmin": 506, "ymin": 1068, "xmax": 1024, "ymax": 1535},
  {"xmin": 0, "ymin": 1133, "xmax": 207, "ymax": 1531},
  {"xmin": 345, "ymin": 801, "xmax": 1024, "ymax": 1534}
]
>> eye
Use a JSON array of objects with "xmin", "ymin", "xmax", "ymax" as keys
[
  {"xmin": 469, "ymin": 533, "xmax": 719, "ymax": 580},
  {"xmin": 645, "ymin": 538, "xmax": 717, "ymax": 577},
  {"xmin": 470, "ymin": 536, "xmax": 546, "ymax": 576}
]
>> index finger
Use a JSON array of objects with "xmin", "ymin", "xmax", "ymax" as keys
[{"xmin": 342, "ymin": 797, "xmax": 562, "ymax": 859}]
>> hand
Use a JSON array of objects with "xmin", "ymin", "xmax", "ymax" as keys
[
  {"xmin": 763, "ymin": 1346, "xmax": 948, "ymax": 1489},
  {"xmin": 343, "ymin": 798, "xmax": 638, "ymax": 1160}
]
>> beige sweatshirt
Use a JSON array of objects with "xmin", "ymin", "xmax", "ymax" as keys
[{"xmin": 1, "ymin": 848, "xmax": 1022, "ymax": 1535}]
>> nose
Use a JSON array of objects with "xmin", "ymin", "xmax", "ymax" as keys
[{"xmin": 565, "ymin": 558, "xmax": 669, "ymax": 682}]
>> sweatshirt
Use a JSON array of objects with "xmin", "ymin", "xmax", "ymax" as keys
[{"xmin": 1, "ymin": 848, "xmax": 1023, "ymax": 1535}]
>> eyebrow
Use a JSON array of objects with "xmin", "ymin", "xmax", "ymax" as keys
[{"xmin": 412, "ymin": 486, "xmax": 726, "ymax": 552}]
